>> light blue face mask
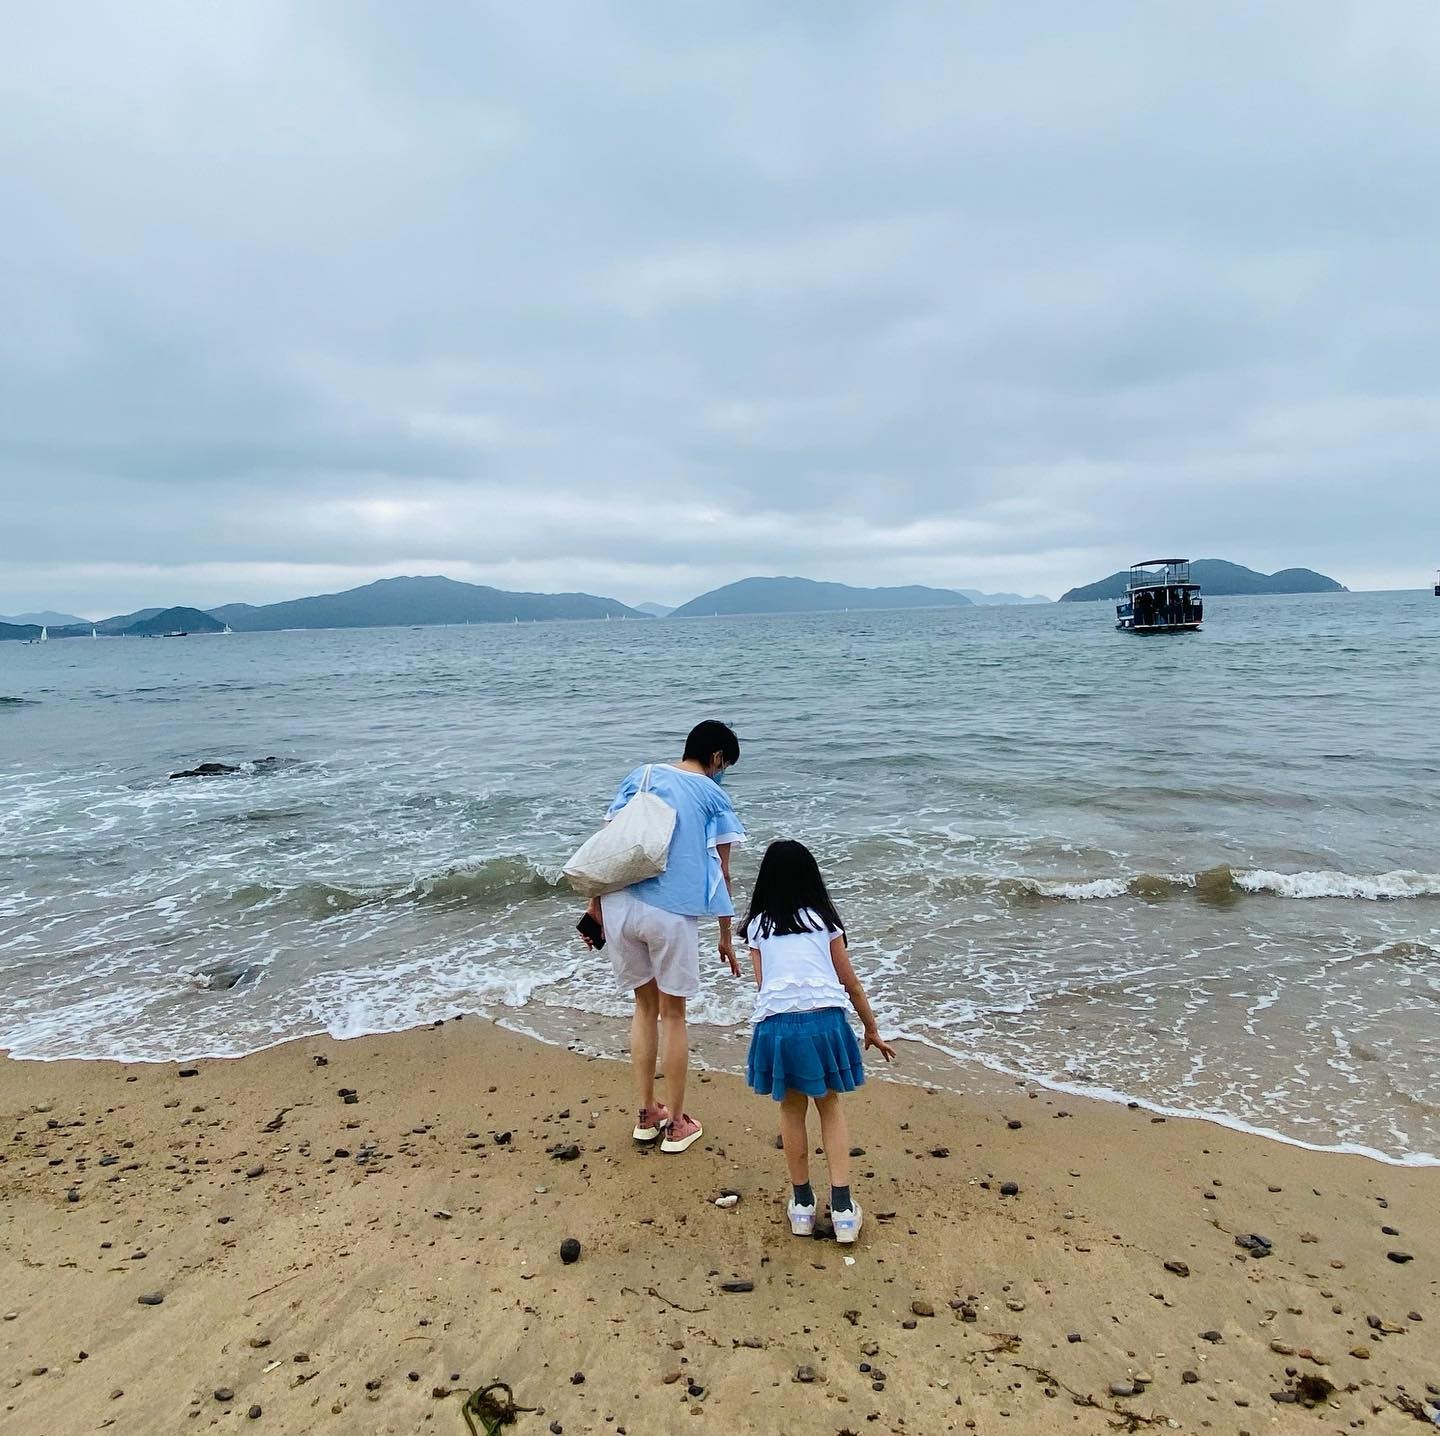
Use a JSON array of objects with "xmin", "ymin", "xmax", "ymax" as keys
[{"xmin": 712, "ymin": 762, "xmax": 729, "ymax": 786}]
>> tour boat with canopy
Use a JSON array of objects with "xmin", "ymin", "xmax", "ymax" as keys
[{"xmin": 1116, "ymin": 559, "xmax": 1203, "ymax": 633}]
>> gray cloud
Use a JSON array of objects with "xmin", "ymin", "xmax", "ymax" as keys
[{"xmin": 3, "ymin": 1, "xmax": 1438, "ymax": 615}]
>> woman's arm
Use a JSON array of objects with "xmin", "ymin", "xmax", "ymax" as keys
[
  {"xmin": 830, "ymin": 935, "xmax": 897, "ymax": 1062},
  {"xmin": 716, "ymin": 843, "xmax": 738, "ymax": 975},
  {"xmin": 749, "ymin": 947, "xmax": 763, "ymax": 991}
]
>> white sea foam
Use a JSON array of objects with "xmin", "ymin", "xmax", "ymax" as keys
[
  {"xmin": 1235, "ymin": 868, "xmax": 1440, "ymax": 900},
  {"xmin": 1024, "ymin": 878, "xmax": 1129, "ymax": 901}
]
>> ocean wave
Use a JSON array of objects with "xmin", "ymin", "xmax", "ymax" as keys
[
  {"xmin": 1234, "ymin": 868, "xmax": 1440, "ymax": 900},
  {"xmin": 0, "ymin": 696, "xmax": 39, "ymax": 707},
  {"xmin": 1000, "ymin": 866, "xmax": 1440, "ymax": 903},
  {"xmin": 228, "ymin": 856, "xmax": 562, "ymax": 920}
]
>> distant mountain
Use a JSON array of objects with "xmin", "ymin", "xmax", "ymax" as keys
[
  {"xmin": 120, "ymin": 606, "xmax": 225, "ymax": 637},
  {"xmin": 634, "ymin": 602, "xmax": 674, "ymax": 618},
  {"xmin": 209, "ymin": 575, "xmax": 647, "ymax": 631},
  {"xmin": 957, "ymin": 589, "xmax": 1051, "ymax": 606},
  {"xmin": 669, "ymin": 576, "xmax": 975, "ymax": 618},
  {"xmin": 0, "ymin": 610, "xmax": 88, "ymax": 627},
  {"xmin": 0, "ymin": 621, "xmax": 41, "ymax": 642},
  {"xmin": 1060, "ymin": 560, "xmax": 1346, "ymax": 603}
]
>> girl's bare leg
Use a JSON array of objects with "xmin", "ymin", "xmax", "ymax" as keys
[
  {"xmin": 779, "ymin": 1091, "xmax": 810, "ymax": 1186},
  {"xmin": 814, "ymin": 1091, "xmax": 851, "ymax": 1188}
]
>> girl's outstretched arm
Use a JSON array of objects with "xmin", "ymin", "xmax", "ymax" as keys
[{"xmin": 829, "ymin": 936, "xmax": 897, "ymax": 1062}]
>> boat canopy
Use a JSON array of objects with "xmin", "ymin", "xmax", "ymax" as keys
[{"xmin": 1128, "ymin": 558, "xmax": 1195, "ymax": 588}]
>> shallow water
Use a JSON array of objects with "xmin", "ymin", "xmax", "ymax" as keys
[{"xmin": 3, "ymin": 590, "xmax": 1438, "ymax": 1161}]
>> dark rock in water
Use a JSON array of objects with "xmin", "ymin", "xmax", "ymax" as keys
[
  {"xmin": 195, "ymin": 963, "xmax": 259, "ymax": 992},
  {"xmin": 560, "ymin": 1238, "xmax": 581, "ymax": 1264},
  {"xmin": 1387, "ymin": 1251, "xmax": 1414, "ymax": 1264},
  {"xmin": 170, "ymin": 762, "xmax": 240, "ymax": 780}
]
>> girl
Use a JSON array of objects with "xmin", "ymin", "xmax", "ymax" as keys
[{"xmin": 741, "ymin": 839, "xmax": 896, "ymax": 1244}]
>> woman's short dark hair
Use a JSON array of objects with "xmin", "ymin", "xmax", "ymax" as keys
[{"xmin": 683, "ymin": 720, "xmax": 740, "ymax": 767}]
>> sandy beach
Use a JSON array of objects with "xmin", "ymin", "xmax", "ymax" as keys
[{"xmin": 2, "ymin": 1019, "xmax": 1436, "ymax": 1435}]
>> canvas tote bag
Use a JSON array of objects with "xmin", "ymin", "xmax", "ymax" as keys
[{"xmin": 563, "ymin": 765, "xmax": 677, "ymax": 897}]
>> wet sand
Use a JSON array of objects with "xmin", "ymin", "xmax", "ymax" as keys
[{"xmin": 1, "ymin": 1018, "xmax": 1436, "ymax": 1434}]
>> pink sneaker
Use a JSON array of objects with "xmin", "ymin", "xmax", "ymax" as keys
[
  {"xmin": 660, "ymin": 1112, "xmax": 703, "ymax": 1154},
  {"xmin": 632, "ymin": 1104, "xmax": 671, "ymax": 1142}
]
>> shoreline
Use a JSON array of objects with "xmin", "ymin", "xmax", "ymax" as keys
[
  {"xmin": 7, "ymin": 1000, "xmax": 1438, "ymax": 1171},
  {"xmin": 3, "ymin": 1015, "xmax": 1437, "ymax": 1434}
]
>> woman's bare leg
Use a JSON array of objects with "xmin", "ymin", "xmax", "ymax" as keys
[{"xmin": 630, "ymin": 980, "xmax": 660, "ymax": 1110}]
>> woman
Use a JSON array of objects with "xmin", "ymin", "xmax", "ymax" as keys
[{"xmin": 583, "ymin": 720, "xmax": 744, "ymax": 1153}]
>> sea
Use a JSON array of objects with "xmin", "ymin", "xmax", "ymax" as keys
[{"xmin": 3, "ymin": 590, "xmax": 1438, "ymax": 1165}]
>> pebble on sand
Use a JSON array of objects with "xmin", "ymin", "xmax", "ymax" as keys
[
  {"xmin": 137, "ymin": 1293, "xmax": 164, "ymax": 1306},
  {"xmin": 999, "ymin": 1182, "xmax": 1020, "ymax": 1197},
  {"xmin": 560, "ymin": 1237, "xmax": 582, "ymax": 1264}
]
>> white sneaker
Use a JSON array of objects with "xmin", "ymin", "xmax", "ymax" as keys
[
  {"xmin": 787, "ymin": 1200, "xmax": 817, "ymax": 1236},
  {"xmin": 832, "ymin": 1202, "xmax": 863, "ymax": 1244}
]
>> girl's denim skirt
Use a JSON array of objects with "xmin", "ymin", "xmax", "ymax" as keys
[{"xmin": 746, "ymin": 1007, "xmax": 865, "ymax": 1102}]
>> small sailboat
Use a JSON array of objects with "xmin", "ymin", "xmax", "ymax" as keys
[
  {"xmin": 92, "ymin": 627, "xmax": 98, "ymax": 639},
  {"xmin": 223, "ymin": 624, "xmax": 233, "ymax": 635},
  {"xmin": 39, "ymin": 626, "xmax": 48, "ymax": 642}
]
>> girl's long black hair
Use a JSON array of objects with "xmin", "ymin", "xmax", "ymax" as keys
[{"xmin": 741, "ymin": 839, "xmax": 846, "ymax": 941}]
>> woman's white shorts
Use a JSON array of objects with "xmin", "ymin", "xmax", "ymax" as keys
[{"xmin": 599, "ymin": 889, "xmax": 701, "ymax": 999}]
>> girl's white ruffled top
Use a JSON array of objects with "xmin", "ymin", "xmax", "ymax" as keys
[{"xmin": 743, "ymin": 910, "xmax": 848, "ymax": 1022}]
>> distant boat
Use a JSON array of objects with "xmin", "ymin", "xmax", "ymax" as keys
[
  {"xmin": 162, "ymin": 631, "xmax": 189, "ymax": 638},
  {"xmin": 1434, "ymin": 569, "xmax": 1439, "ymax": 598},
  {"xmin": 39, "ymin": 626, "xmax": 48, "ymax": 642},
  {"xmin": 1116, "ymin": 559, "xmax": 1203, "ymax": 633},
  {"xmin": 91, "ymin": 627, "xmax": 97, "ymax": 639}
]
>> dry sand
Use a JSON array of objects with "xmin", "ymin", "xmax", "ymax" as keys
[{"xmin": 2, "ymin": 1018, "xmax": 1436, "ymax": 1435}]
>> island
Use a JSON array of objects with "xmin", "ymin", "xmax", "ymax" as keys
[
  {"xmin": 669, "ymin": 576, "xmax": 974, "ymax": 617},
  {"xmin": 1060, "ymin": 560, "xmax": 1345, "ymax": 603}
]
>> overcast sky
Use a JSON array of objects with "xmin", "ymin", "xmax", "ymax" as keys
[{"xmin": 3, "ymin": 2, "xmax": 1438, "ymax": 616}]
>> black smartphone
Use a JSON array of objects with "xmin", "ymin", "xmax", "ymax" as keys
[{"xmin": 576, "ymin": 912, "xmax": 605, "ymax": 950}]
